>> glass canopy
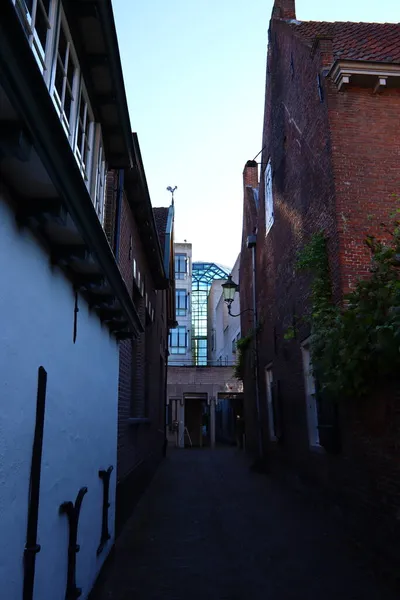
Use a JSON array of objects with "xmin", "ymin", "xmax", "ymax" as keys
[{"xmin": 191, "ymin": 262, "xmax": 230, "ymax": 366}]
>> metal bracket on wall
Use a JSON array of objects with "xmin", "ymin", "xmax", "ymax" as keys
[
  {"xmin": 97, "ymin": 466, "xmax": 113, "ymax": 555},
  {"xmin": 60, "ymin": 487, "xmax": 88, "ymax": 600}
]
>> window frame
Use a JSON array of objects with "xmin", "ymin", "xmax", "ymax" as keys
[
  {"xmin": 91, "ymin": 126, "xmax": 107, "ymax": 223},
  {"xmin": 14, "ymin": 0, "xmax": 57, "ymax": 77},
  {"xmin": 50, "ymin": 8, "xmax": 80, "ymax": 139},
  {"xmin": 169, "ymin": 326, "xmax": 187, "ymax": 354},
  {"xmin": 73, "ymin": 82, "xmax": 95, "ymax": 185},
  {"xmin": 265, "ymin": 158, "xmax": 274, "ymax": 235},
  {"xmin": 265, "ymin": 366, "xmax": 277, "ymax": 441},
  {"xmin": 176, "ymin": 289, "xmax": 187, "ymax": 316},
  {"xmin": 175, "ymin": 253, "xmax": 187, "ymax": 280}
]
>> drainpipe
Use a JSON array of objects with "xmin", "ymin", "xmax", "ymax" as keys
[
  {"xmin": 23, "ymin": 367, "xmax": 47, "ymax": 600},
  {"xmin": 247, "ymin": 235, "xmax": 264, "ymax": 462}
]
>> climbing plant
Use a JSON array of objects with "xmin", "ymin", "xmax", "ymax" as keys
[
  {"xmin": 297, "ymin": 211, "xmax": 400, "ymax": 399},
  {"xmin": 233, "ymin": 332, "xmax": 254, "ymax": 381}
]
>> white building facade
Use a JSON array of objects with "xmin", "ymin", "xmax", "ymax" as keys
[
  {"xmin": 208, "ymin": 253, "xmax": 241, "ymax": 366},
  {"xmin": 0, "ymin": 2, "xmax": 143, "ymax": 598},
  {"xmin": 168, "ymin": 241, "xmax": 193, "ymax": 365}
]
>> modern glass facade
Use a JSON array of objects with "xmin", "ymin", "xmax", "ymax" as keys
[{"xmin": 192, "ymin": 262, "xmax": 230, "ymax": 365}]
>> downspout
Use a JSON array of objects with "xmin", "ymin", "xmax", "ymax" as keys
[
  {"xmin": 24, "ymin": 367, "xmax": 47, "ymax": 600},
  {"xmin": 113, "ymin": 170, "xmax": 124, "ymax": 259}
]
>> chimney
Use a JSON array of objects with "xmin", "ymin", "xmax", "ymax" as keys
[
  {"xmin": 243, "ymin": 160, "xmax": 259, "ymax": 190},
  {"xmin": 272, "ymin": 0, "xmax": 296, "ymax": 20},
  {"xmin": 311, "ymin": 36, "xmax": 334, "ymax": 68}
]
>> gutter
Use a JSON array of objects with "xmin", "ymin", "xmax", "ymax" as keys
[{"xmin": 94, "ymin": 0, "xmax": 135, "ymax": 168}]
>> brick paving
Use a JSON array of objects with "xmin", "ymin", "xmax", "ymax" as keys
[{"xmin": 92, "ymin": 448, "xmax": 395, "ymax": 600}]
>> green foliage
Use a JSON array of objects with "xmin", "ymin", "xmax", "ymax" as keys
[
  {"xmin": 233, "ymin": 331, "xmax": 255, "ymax": 381},
  {"xmin": 297, "ymin": 216, "xmax": 400, "ymax": 399},
  {"xmin": 283, "ymin": 326, "xmax": 296, "ymax": 341}
]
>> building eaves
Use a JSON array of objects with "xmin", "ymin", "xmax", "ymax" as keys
[
  {"xmin": 124, "ymin": 134, "xmax": 167, "ymax": 289},
  {"xmin": 63, "ymin": 0, "xmax": 135, "ymax": 169}
]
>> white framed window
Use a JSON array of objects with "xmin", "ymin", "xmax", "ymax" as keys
[
  {"xmin": 169, "ymin": 327, "xmax": 187, "ymax": 355},
  {"xmin": 301, "ymin": 339, "xmax": 320, "ymax": 447},
  {"xmin": 176, "ymin": 289, "xmax": 187, "ymax": 316},
  {"xmin": 74, "ymin": 84, "xmax": 94, "ymax": 184},
  {"xmin": 91, "ymin": 127, "xmax": 106, "ymax": 222},
  {"xmin": 265, "ymin": 158, "xmax": 274, "ymax": 234},
  {"xmin": 14, "ymin": 0, "xmax": 57, "ymax": 75},
  {"xmin": 175, "ymin": 254, "xmax": 187, "ymax": 279},
  {"xmin": 51, "ymin": 11, "xmax": 79, "ymax": 138},
  {"xmin": 265, "ymin": 366, "xmax": 277, "ymax": 441}
]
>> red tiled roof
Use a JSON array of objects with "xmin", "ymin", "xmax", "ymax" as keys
[{"xmin": 289, "ymin": 21, "xmax": 400, "ymax": 63}]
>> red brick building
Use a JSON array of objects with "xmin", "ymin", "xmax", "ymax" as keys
[
  {"xmin": 104, "ymin": 137, "xmax": 176, "ymax": 533},
  {"xmin": 240, "ymin": 0, "xmax": 400, "ymax": 579}
]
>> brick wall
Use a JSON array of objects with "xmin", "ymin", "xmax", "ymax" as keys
[
  {"xmin": 104, "ymin": 170, "xmax": 169, "ymax": 530},
  {"xmin": 328, "ymin": 86, "xmax": 400, "ymax": 294},
  {"xmin": 239, "ymin": 15, "xmax": 400, "ymax": 578}
]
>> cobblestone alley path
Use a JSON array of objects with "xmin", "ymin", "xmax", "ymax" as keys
[{"xmin": 92, "ymin": 448, "xmax": 395, "ymax": 600}]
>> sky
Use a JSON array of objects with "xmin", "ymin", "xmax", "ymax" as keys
[{"xmin": 112, "ymin": 0, "xmax": 399, "ymax": 269}]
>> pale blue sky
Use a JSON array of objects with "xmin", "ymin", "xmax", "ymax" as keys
[{"xmin": 112, "ymin": 0, "xmax": 399, "ymax": 268}]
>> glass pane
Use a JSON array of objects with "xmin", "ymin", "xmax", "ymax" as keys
[
  {"xmin": 67, "ymin": 52, "xmax": 75, "ymax": 91},
  {"xmin": 35, "ymin": 1, "xmax": 50, "ymax": 49},
  {"xmin": 54, "ymin": 56, "xmax": 64, "ymax": 98},
  {"xmin": 64, "ymin": 89, "xmax": 72, "ymax": 124},
  {"xmin": 58, "ymin": 26, "xmax": 67, "ymax": 66}
]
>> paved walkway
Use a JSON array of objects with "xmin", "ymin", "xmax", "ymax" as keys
[{"xmin": 92, "ymin": 448, "xmax": 395, "ymax": 600}]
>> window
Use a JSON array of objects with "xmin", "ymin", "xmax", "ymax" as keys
[
  {"xmin": 265, "ymin": 158, "xmax": 274, "ymax": 234},
  {"xmin": 133, "ymin": 258, "xmax": 137, "ymax": 280},
  {"xmin": 14, "ymin": 0, "xmax": 55, "ymax": 74},
  {"xmin": 92, "ymin": 130, "xmax": 106, "ymax": 222},
  {"xmin": 175, "ymin": 254, "xmax": 187, "ymax": 279},
  {"xmin": 176, "ymin": 289, "xmax": 187, "ymax": 316},
  {"xmin": 74, "ymin": 85, "xmax": 94, "ymax": 182},
  {"xmin": 301, "ymin": 340, "xmax": 320, "ymax": 447},
  {"xmin": 52, "ymin": 14, "xmax": 79, "ymax": 136},
  {"xmin": 169, "ymin": 326, "xmax": 187, "ymax": 354},
  {"xmin": 265, "ymin": 367, "xmax": 277, "ymax": 441}
]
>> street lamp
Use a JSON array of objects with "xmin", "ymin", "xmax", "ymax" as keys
[{"xmin": 222, "ymin": 275, "xmax": 254, "ymax": 318}]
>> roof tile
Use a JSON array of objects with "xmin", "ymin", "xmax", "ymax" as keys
[{"xmin": 289, "ymin": 21, "xmax": 400, "ymax": 63}]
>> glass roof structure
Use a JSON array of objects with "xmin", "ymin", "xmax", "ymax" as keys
[{"xmin": 192, "ymin": 262, "xmax": 230, "ymax": 366}]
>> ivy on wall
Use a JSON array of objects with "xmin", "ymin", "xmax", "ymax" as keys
[
  {"xmin": 297, "ymin": 209, "xmax": 400, "ymax": 399},
  {"xmin": 234, "ymin": 332, "xmax": 254, "ymax": 381}
]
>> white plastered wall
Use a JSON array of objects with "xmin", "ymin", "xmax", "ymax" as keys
[{"xmin": 0, "ymin": 192, "xmax": 119, "ymax": 599}]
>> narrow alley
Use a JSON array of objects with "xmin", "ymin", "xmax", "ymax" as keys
[{"xmin": 91, "ymin": 448, "xmax": 395, "ymax": 600}]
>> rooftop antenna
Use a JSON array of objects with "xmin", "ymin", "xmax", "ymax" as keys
[{"xmin": 166, "ymin": 186, "xmax": 177, "ymax": 205}]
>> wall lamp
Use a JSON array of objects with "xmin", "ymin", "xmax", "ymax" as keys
[{"xmin": 222, "ymin": 275, "xmax": 254, "ymax": 318}]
